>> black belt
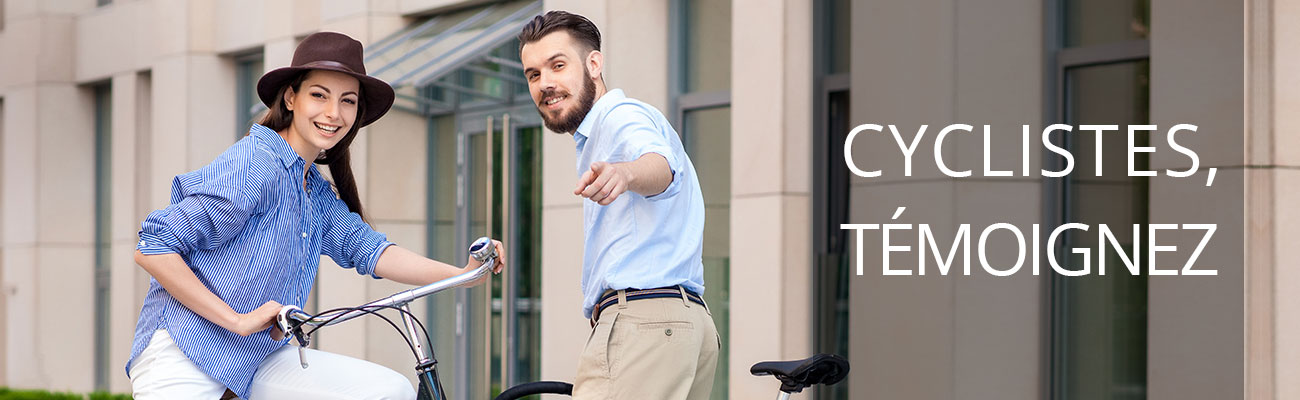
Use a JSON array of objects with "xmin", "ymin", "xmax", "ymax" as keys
[{"xmin": 590, "ymin": 286, "xmax": 705, "ymax": 326}]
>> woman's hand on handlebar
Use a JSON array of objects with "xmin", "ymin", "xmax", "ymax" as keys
[
  {"xmin": 465, "ymin": 239, "xmax": 506, "ymax": 286},
  {"xmin": 231, "ymin": 300, "xmax": 286, "ymax": 340}
]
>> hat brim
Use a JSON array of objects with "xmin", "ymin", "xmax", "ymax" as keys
[{"xmin": 257, "ymin": 65, "xmax": 395, "ymax": 128}]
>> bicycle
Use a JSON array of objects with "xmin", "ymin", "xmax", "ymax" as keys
[
  {"xmin": 493, "ymin": 352, "xmax": 849, "ymax": 400},
  {"xmin": 277, "ymin": 236, "xmax": 850, "ymax": 399}
]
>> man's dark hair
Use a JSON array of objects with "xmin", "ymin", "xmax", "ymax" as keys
[{"xmin": 517, "ymin": 11, "xmax": 601, "ymax": 54}]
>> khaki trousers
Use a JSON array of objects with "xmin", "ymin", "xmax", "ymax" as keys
[{"xmin": 573, "ymin": 289, "xmax": 720, "ymax": 400}]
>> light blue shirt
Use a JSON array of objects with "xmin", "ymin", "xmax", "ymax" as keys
[
  {"xmin": 573, "ymin": 89, "xmax": 706, "ymax": 318},
  {"xmin": 127, "ymin": 124, "xmax": 393, "ymax": 398}
]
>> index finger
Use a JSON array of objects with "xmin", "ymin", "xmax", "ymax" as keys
[{"xmin": 575, "ymin": 169, "xmax": 596, "ymax": 195}]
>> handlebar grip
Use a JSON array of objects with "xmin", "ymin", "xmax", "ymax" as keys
[
  {"xmin": 469, "ymin": 236, "xmax": 496, "ymax": 262},
  {"xmin": 276, "ymin": 305, "xmax": 311, "ymax": 345}
]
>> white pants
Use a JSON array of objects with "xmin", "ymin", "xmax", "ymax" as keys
[{"xmin": 129, "ymin": 329, "xmax": 417, "ymax": 400}]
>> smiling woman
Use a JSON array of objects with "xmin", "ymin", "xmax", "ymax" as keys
[
  {"xmin": 259, "ymin": 70, "xmax": 364, "ymax": 193},
  {"xmin": 125, "ymin": 31, "xmax": 506, "ymax": 400}
]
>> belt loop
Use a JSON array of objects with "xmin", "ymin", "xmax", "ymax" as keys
[
  {"xmin": 678, "ymin": 285, "xmax": 691, "ymax": 308},
  {"xmin": 617, "ymin": 289, "xmax": 628, "ymax": 310}
]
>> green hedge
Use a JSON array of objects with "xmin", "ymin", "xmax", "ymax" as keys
[{"xmin": 0, "ymin": 388, "xmax": 131, "ymax": 400}]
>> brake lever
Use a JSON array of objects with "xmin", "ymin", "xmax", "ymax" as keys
[{"xmin": 277, "ymin": 305, "xmax": 311, "ymax": 369}]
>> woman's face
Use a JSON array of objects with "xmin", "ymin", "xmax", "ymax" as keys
[{"xmin": 282, "ymin": 70, "xmax": 361, "ymax": 161}]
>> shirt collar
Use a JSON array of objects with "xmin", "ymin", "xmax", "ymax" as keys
[
  {"xmin": 251, "ymin": 124, "xmax": 305, "ymax": 171},
  {"xmin": 573, "ymin": 89, "xmax": 625, "ymax": 142}
]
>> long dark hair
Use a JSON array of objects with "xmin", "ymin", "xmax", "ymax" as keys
[{"xmin": 258, "ymin": 71, "xmax": 368, "ymax": 221}]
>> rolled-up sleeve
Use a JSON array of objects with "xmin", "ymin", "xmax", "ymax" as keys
[
  {"xmin": 137, "ymin": 157, "xmax": 261, "ymax": 256},
  {"xmin": 607, "ymin": 104, "xmax": 685, "ymax": 200},
  {"xmin": 320, "ymin": 193, "xmax": 392, "ymax": 279}
]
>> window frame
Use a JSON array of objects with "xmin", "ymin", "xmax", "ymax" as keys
[
  {"xmin": 1045, "ymin": 1, "xmax": 1152, "ymax": 398},
  {"xmin": 669, "ymin": 1, "xmax": 733, "ymax": 399}
]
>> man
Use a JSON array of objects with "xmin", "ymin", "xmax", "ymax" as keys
[{"xmin": 519, "ymin": 10, "xmax": 719, "ymax": 400}]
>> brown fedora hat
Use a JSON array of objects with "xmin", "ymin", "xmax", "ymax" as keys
[{"xmin": 257, "ymin": 31, "xmax": 395, "ymax": 127}]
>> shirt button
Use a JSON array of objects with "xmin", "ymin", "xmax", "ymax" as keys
[
  {"xmin": 301, "ymin": 232, "xmax": 307, "ymax": 238},
  {"xmin": 665, "ymin": 328, "xmax": 673, "ymax": 337}
]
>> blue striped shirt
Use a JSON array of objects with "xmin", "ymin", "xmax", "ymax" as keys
[{"xmin": 126, "ymin": 124, "xmax": 393, "ymax": 398}]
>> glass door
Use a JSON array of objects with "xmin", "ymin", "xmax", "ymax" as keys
[{"xmin": 427, "ymin": 106, "xmax": 542, "ymax": 400}]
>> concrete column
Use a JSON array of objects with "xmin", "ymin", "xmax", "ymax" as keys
[
  {"xmin": 0, "ymin": 3, "xmax": 97, "ymax": 391},
  {"xmin": 728, "ymin": 0, "xmax": 815, "ymax": 398},
  {"xmin": 1147, "ymin": 0, "xmax": 1245, "ymax": 399},
  {"xmin": 1247, "ymin": 0, "xmax": 1300, "ymax": 398},
  {"xmin": 603, "ymin": 0, "xmax": 669, "ymax": 110}
]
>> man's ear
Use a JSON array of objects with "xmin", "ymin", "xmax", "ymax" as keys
[{"xmin": 587, "ymin": 50, "xmax": 604, "ymax": 80}]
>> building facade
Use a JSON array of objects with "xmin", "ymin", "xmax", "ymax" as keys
[{"xmin": 0, "ymin": 0, "xmax": 1288, "ymax": 399}]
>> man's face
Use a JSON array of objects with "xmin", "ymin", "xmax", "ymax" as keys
[{"xmin": 521, "ymin": 30, "xmax": 597, "ymax": 134}]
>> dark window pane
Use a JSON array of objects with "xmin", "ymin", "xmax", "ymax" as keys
[
  {"xmin": 93, "ymin": 83, "xmax": 112, "ymax": 391},
  {"xmin": 1064, "ymin": 0, "xmax": 1150, "ymax": 48},
  {"xmin": 236, "ymin": 56, "xmax": 264, "ymax": 137},
  {"xmin": 815, "ymin": 90, "xmax": 851, "ymax": 400},
  {"xmin": 683, "ymin": 0, "xmax": 731, "ymax": 93},
  {"xmin": 1056, "ymin": 60, "xmax": 1150, "ymax": 400},
  {"xmin": 826, "ymin": 0, "xmax": 850, "ymax": 75},
  {"xmin": 683, "ymin": 106, "xmax": 730, "ymax": 400}
]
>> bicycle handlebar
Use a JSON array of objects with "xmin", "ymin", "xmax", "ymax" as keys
[{"xmin": 277, "ymin": 236, "xmax": 498, "ymax": 337}]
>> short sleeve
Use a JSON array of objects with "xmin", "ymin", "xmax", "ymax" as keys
[{"xmin": 605, "ymin": 104, "xmax": 686, "ymax": 200}]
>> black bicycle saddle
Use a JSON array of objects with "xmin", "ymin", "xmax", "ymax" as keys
[{"xmin": 750, "ymin": 353, "xmax": 851, "ymax": 393}]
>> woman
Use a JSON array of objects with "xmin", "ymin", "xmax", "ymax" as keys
[{"xmin": 124, "ymin": 31, "xmax": 504, "ymax": 399}]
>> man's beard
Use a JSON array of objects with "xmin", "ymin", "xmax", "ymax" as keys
[{"xmin": 537, "ymin": 67, "xmax": 597, "ymax": 134}]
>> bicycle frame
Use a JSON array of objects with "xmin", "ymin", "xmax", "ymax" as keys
[
  {"xmin": 277, "ymin": 236, "xmax": 498, "ymax": 400},
  {"xmin": 278, "ymin": 236, "xmax": 842, "ymax": 400}
]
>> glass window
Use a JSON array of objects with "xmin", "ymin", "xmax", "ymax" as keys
[
  {"xmin": 1054, "ymin": 60, "xmax": 1150, "ymax": 400},
  {"xmin": 236, "ymin": 54, "xmax": 265, "ymax": 138},
  {"xmin": 93, "ymin": 83, "xmax": 112, "ymax": 391},
  {"xmin": 424, "ymin": 115, "xmax": 459, "ymax": 393},
  {"xmin": 366, "ymin": 0, "xmax": 540, "ymax": 89},
  {"xmin": 1063, "ymin": 0, "xmax": 1149, "ymax": 48},
  {"xmin": 825, "ymin": 0, "xmax": 850, "ymax": 75},
  {"xmin": 683, "ymin": 0, "xmax": 732, "ymax": 93},
  {"xmin": 814, "ymin": 1, "xmax": 851, "ymax": 398},
  {"xmin": 683, "ymin": 106, "xmax": 730, "ymax": 400},
  {"xmin": 509, "ymin": 126, "xmax": 544, "ymax": 385},
  {"xmin": 814, "ymin": 90, "xmax": 851, "ymax": 400}
]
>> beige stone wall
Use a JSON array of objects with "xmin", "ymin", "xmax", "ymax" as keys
[
  {"xmin": 727, "ymin": 0, "xmax": 815, "ymax": 397},
  {"xmin": 0, "ymin": 0, "xmax": 1276, "ymax": 399},
  {"xmin": 848, "ymin": 0, "xmax": 1045, "ymax": 399},
  {"xmin": 1148, "ymin": 0, "xmax": 1245, "ymax": 399},
  {"xmin": 1248, "ymin": 0, "xmax": 1300, "ymax": 398},
  {"xmin": 2, "ymin": 1, "xmax": 99, "ymax": 392}
]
